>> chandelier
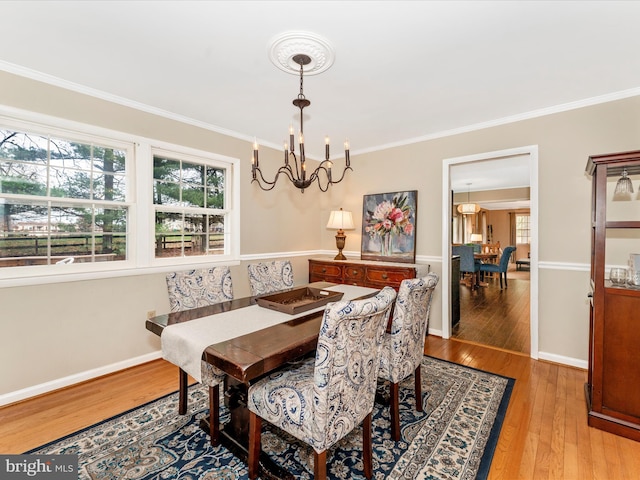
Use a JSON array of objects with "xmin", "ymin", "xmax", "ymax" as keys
[
  {"xmin": 457, "ymin": 183, "xmax": 481, "ymax": 215},
  {"xmin": 251, "ymin": 35, "xmax": 352, "ymax": 193}
]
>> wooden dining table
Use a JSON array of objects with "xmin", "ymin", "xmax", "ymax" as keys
[
  {"xmin": 474, "ymin": 252, "xmax": 499, "ymax": 286},
  {"xmin": 145, "ymin": 281, "xmax": 378, "ymax": 479}
]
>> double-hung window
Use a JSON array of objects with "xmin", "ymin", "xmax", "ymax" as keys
[
  {"xmin": 0, "ymin": 111, "xmax": 239, "ymax": 282},
  {"xmin": 516, "ymin": 214, "xmax": 530, "ymax": 245},
  {"xmin": 152, "ymin": 149, "xmax": 231, "ymax": 259},
  {"xmin": 0, "ymin": 127, "xmax": 131, "ymax": 268}
]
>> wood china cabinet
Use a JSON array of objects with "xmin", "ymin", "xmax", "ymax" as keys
[{"xmin": 585, "ymin": 150, "xmax": 640, "ymax": 441}]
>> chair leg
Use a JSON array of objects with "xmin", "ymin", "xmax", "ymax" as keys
[
  {"xmin": 179, "ymin": 368, "xmax": 188, "ymax": 415},
  {"xmin": 209, "ymin": 385, "xmax": 219, "ymax": 446},
  {"xmin": 248, "ymin": 411, "xmax": 262, "ymax": 480},
  {"xmin": 314, "ymin": 450, "xmax": 327, "ymax": 479},
  {"xmin": 504, "ymin": 272, "xmax": 508, "ymax": 288},
  {"xmin": 390, "ymin": 381, "xmax": 401, "ymax": 441},
  {"xmin": 363, "ymin": 412, "xmax": 373, "ymax": 480},
  {"xmin": 499, "ymin": 273, "xmax": 503, "ymax": 289},
  {"xmin": 414, "ymin": 365, "xmax": 423, "ymax": 413}
]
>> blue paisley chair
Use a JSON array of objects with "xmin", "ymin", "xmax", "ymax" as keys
[
  {"xmin": 165, "ymin": 266, "xmax": 233, "ymax": 446},
  {"xmin": 247, "ymin": 260, "xmax": 294, "ymax": 296},
  {"xmin": 247, "ymin": 287, "xmax": 397, "ymax": 480},
  {"xmin": 378, "ymin": 273, "xmax": 439, "ymax": 441}
]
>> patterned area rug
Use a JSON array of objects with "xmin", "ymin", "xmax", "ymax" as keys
[{"xmin": 27, "ymin": 356, "xmax": 514, "ymax": 480}]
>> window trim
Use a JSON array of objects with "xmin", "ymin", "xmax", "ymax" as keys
[{"xmin": 0, "ymin": 105, "xmax": 241, "ymax": 287}]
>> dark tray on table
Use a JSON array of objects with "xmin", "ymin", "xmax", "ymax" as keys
[{"xmin": 256, "ymin": 287, "xmax": 344, "ymax": 315}]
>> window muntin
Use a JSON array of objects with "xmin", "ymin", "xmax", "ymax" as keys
[
  {"xmin": 516, "ymin": 214, "xmax": 530, "ymax": 244},
  {"xmin": 153, "ymin": 152, "xmax": 228, "ymax": 259},
  {"xmin": 0, "ymin": 129, "xmax": 129, "ymax": 267}
]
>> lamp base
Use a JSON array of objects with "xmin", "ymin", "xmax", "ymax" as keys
[{"xmin": 334, "ymin": 232, "xmax": 347, "ymax": 261}]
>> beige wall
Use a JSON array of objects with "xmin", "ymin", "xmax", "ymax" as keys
[
  {"xmin": 485, "ymin": 209, "xmax": 531, "ymax": 260},
  {"xmin": 1, "ymin": 69, "xmax": 639, "ymax": 401}
]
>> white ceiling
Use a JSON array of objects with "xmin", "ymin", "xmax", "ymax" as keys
[
  {"xmin": 1, "ymin": 1, "xmax": 639, "ymax": 199},
  {"xmin": 450, "ymin": 155, "xmax": 531, "ymax": 210}
]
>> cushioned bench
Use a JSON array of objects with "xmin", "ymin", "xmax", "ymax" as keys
[{"xmin": 516, "ymin": 258, "xmax": 530, "ymax": 271}]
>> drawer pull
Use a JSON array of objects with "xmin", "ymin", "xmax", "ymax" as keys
[
  {"xmin": 352, "ymin": 269, "xmax": 359, "ymax": 275},
  {"xmin": 382, "ymin": 273, "xmax": 388, "ymax": 280},
  {"xmin": 322, "ymin": 268, "xmax": 326, "ymax": 273}
]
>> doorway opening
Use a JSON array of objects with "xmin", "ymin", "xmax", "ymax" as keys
[{"xmin": 441, "ymin": 146, "xmax": 539, "ymax": 359}]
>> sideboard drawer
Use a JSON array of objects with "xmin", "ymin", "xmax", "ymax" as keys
[
  {"xmin": 365, "ymin": 266, "xmax": 414, "ymax": 289},
  {"xmin": 343, "ymin": 265, "xmax": 366, "ymax": 285},
  {"xmin": 309, "ymin": 261, "xmax": 342, "ymax": 282},
  {"xmin": 309, "ymin": 258, "xmax": 425, "ymax": 291}
]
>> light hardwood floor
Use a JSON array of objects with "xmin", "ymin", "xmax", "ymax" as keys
[{"xmin": 2, "ymin": 338, "xmax": 640, "ymax": 479}]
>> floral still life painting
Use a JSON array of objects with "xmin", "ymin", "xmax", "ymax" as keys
[{"xmin": 361, "ymin": 190, "xmax": 417, "ymax": 263}]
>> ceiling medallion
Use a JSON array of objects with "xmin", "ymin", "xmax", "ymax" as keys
[{"xmin": 268, "ymin": 31, "xmax": 335, "ymax": 75}]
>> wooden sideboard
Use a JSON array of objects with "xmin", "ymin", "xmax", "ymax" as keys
[{"xmin": 308, "ymin": 257, "xmax": 430, "ymax": 290}]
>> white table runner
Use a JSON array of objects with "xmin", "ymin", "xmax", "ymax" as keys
[{"xmin": 161, "ymin": 284, "xmax": 377, "ymax": 382}]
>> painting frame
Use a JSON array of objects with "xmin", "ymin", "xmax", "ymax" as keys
[{"xmin": 361, "ymin": 190, "xmax": 417, "ymax": 263}]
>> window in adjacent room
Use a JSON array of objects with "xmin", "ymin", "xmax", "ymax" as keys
[{"xmin": 515, "ymin": 214, "xmax": 530, "ymax": 244}]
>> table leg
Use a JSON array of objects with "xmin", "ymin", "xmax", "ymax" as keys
[{"xmin": 199, "ymin": 377, "xmax": 295, "ymax": 480}]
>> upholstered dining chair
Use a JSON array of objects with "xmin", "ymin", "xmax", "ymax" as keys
[
  {"xmin": 247, "ymin": 260, "xmax": 294, "ymax": 296},
  {"xmin": 377, "ymin": 273, "xmax": 439, "ymax": 441},
  {"xmin": 479, "ymin": 245, "xmax": 516, "ymax": 289},
  {"xmin": 452, "ymin": 245, "xmax": 480, "ymax": 288},
  {"xmin": 165, "ymin": 266, "xmax": 234, "ymax": 445},
  {"xmin": 247, "ymin": 287, "xmax": 397, "ymax": 480}
]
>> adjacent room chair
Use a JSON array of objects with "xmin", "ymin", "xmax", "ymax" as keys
[
  {"xmin": 452, "ymin": 245, "xmax": 480, "ymax": 288},
  {"xmin": 247, "ymin": 287, "xmax": 397, "ymax": 480},
  {"xmin": 479, "ymin": 245, "xmax": 516, "ymax": 289},
  {"xmin": 378, "ymin": 273, "xmax": 440, "ymax": 441},
  {"xmin": 247, "ymin": 260, "xmax": 294, "ymax": 296},
  {"xmin": 165, "ymin": 266, "xmax": 234, "ymax": 445}
]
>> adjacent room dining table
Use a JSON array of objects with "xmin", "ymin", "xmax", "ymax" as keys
[
  {"xmin": 146, "ymin": 281, "xmax": 379, "ymax": 480},
  {"xmin": 474, "ymin": 251, "xmax": 498, "ymax": 286}
]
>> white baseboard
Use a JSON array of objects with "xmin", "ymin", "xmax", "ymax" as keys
[
  {"xmin": 0, "ymin": 351, "xmax": 163, "ymax": 407},
  {"xmin": 428, "ymin": 328, "xmax": 443, "ymax": 337},
  {"xmin": 537, "ymin": 351, "xmax": 587, "ymax": 370}
]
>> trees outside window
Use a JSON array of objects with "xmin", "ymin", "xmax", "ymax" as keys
[
  {"xmin": 152, "ymin": 152, "xmax": 229, "ymax": 258},
  {"xmin": 0, "ymin": 129, "xmax": 128, "ymax": 266},
  {"xmin": 0, "ymin": 115, "xmax": 238, "ymax": 278}
]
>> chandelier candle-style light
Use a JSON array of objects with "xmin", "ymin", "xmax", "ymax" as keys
[{"xmin": 252, "ymin": 33, "xmax": 352, "ymax": 193}]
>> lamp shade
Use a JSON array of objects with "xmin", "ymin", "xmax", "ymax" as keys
[
  {"xmin": 470, "ymin": 233, "xmax": 483, "ymax": 242},
  {"xmin": 327, "ymin": 208, "xmax": 355, "ymax": 230},
  {"xmin": 457, "ymin": 203, "xmax": 481, "ymax": 215}
]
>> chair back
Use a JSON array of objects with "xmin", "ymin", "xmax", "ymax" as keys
[
  {"xmin": 498, "ymin": 246, "xmax": 516, "ymax": 271},
  {"xmin": 452, "ymin": 245, "xmax": 478, "ymax": 273},
  {"xmin": 380, "ymin": 273, "xmax": 439, "ymax": 383},
  {"xmin": 482, "ymin": 242, "xmax": 501, "ymax": 255},
  {"xmin": 166, "ymin": 266, "xmax": 233, "ymax": 312},
  {"xmin": 247, "ymin": 260, "xmax": 294, "ymax": 296},
  {"xmin": 312, "ymin": 286, "xmax": 396, "ymax": 449}
]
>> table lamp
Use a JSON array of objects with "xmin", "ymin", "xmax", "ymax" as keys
[
  {"xmin": 326, "ymin": 208, "xmax": 355, "ymax": 260},
  {"xmin": 470, "ymin": 233, "xmax": 483, "ymax": 243}
]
